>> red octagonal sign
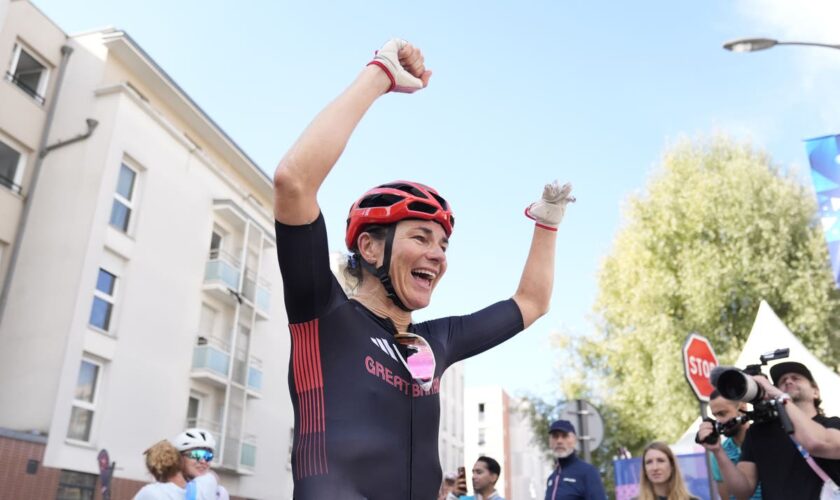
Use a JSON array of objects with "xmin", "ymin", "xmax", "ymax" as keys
[{"xmin": 682, "ymin": 333, "xmax": 719, "ymax": 402}]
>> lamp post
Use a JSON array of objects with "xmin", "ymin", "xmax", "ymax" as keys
[{"xmin": 723, "ymin": 37, "xmax": 840, "ymax": 53}]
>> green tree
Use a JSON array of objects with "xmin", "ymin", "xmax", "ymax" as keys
[{"xmin": 571, "ymin": 136, "xmax": 840, "ymax": 453}]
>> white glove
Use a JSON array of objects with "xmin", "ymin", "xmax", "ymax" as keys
[
  {"xmin": 368, "ymin": 38, "xmax": 425, "ymax": 93},
  {"xmin": 524, "ymin": 181, "xmax": 575, "ymax": 230}
]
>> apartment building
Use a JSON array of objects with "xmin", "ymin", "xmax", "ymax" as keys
[
  {"xmin": 464, "ymin": 386, "xmax": 553, "ymax": 500},
  {"xmin": 0, "ymin": 3, "xmax": 466, "ymax": 498},
  {"xmin": 464, "ymin": 386, "xmax": 512, "ymax": 498},
  {"xmin": 508, "ymin": 398, "xmax": 553, "ymax": 500},
  {"xmin": 0, "ymin": 1, "xmax": 293, "ymax": 498}
]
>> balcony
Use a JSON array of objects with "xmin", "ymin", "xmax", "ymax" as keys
[
  {"xmin": 185, "ymin": 417, "xmax": 222, "ymax": 436},
  {"xmin": 204, "ymin": 249, "xmax": 241, "ymax": 304},
  {"xmin": 247, "ymin": 356, "xmax": 263, "ymax": 398},
  {"xmin": 191, "ymin": 337, "xmax": 230, "ymax": 386},
  {"xmin": 240, "ymin": 434, "xmax": 257, "ymax": 472},
  {"xmin": 242, "ymin": 269, "xmax": 271, "ymax": 319},
  {"xmin": 220, "ymin": 434, "xmax": 258, "ymax": 474}
]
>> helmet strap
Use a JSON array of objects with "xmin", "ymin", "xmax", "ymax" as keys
[{"xmin": 360, "ymin": 225, "xmax": 412, "ymax": 312}]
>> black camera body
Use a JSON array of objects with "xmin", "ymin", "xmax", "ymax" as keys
[{"xmin": 696, "ymin": 415, "xmax": 749, "ymax": 445}]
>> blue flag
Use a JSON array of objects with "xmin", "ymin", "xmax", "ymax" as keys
[{"xmin": 806, "ymin": 134, "xmax": 840, "ymax": 287}]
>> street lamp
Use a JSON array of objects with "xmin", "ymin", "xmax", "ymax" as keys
[{"xmin": 723, "ymin": 37, "xmax": 840, "ymax": 53}]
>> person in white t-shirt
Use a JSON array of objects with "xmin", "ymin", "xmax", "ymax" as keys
[
  {"xmin": 171, "ymin": 428, "xmax": 230, "ymax": 500},
  {"xmin": 133, "ymin": 433, "xmax": 227, "ymax": 500}
]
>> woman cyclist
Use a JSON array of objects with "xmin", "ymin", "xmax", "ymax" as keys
[{"xmin": 274, "ymin": 38, "xmax": 574, "ymax": 500}]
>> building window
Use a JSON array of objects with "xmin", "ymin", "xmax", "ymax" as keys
[
  {"xmin": 478, "ymin": 428, "xmax": 486, "ymax": 446},
  {"xmin": 186, "ymin": 395, "xmax": 201, "ymax": 427},
  {"xmin": 0, "ymin": 139, "xmax": 23, "ymax": 193},
  {"xmin": 89, "ymin": 268, "xmax": 117, "ymax": 332},
  {"xmin": 6, "ymin": 44, "xmax": 49, "ymax": 105},
  {"xmin": 478, "ymin": 402, "xmax": 485, "ymax": 422},
  {"xmin": 209, "ymin": 229, "xmax": 223, "ymax": 259},
  {"xmin": 67, "ymin": 359, "xmax": 100, "ymax": 442},
  {"xmin": 56, "ymin": 470, "xmax": 96, "ymax": 500},
  {"xmin": 109, "ymin": 163, "xmax": 137, "ymax": 232}
]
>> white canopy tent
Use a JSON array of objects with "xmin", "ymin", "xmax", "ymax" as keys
[{"xmin": 673, "ymin": 300, "xmax": 840, "ymax": 453}]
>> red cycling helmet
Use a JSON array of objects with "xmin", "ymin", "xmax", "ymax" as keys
[{"xmin": 345, "ymin": 180, "xmax": 455, "ymax": 250}]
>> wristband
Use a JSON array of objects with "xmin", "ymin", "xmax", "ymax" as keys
[
  {"xmin": 524, "ymin": 207, "xmax": 558, "ymax": 231},
  {"xmin": 366, "ymin": 60, "xmax": 396, "ymax": 92}
]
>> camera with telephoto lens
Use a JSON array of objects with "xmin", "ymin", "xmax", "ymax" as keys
[
  {"xmin": 699, "ymin": 348, "xmax": 795, "ymax": 440},
  {"xmin": 711, "ymin": 348, "xmax": 788, "ymax": 404}
]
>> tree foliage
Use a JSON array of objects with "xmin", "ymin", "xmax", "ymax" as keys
[{"xmin": 572, "ymin": 136, "xmax": 840, "ymax": 453}]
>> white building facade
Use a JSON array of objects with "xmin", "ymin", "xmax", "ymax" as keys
[
  {"xmin": 465, "ymin": 386, "xmax": 553, "ymax": 500},
  {"xmin": 509, "ymin": 398, "xmax": 554, "ymax": 500},
  {"xmin": 465, "ymin": 386, "xmax": 512, "ymax": 498},
  {"xmin": 0, "ymin": 2, "xmax": 293, "ymax": 498}
]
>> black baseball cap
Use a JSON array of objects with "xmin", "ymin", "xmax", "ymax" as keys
[
  {"xmin": 770, "ymin": 361, "xmax": 815, "ymax": 387},
  {"xmin": 548, "ymin": 419, "xmax": 576, "ymax": 434}
]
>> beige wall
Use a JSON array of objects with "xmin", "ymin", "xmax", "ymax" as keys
[{"xmin": 0, "ymin": 0, "xmax": 67, "ymax": 288}]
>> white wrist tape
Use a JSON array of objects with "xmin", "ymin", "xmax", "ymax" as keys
[
  {"xmin": 524, "ymin": 181, "xmax": 575, "ymax": 230},
  {"xmin": 367, "ymin": 38, "xmax": 424, "ymax": 93}
]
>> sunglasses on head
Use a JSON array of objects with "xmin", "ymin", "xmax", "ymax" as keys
[
  {"xmin": 183, "ymin": 449, "xmax": 214, "ymax": 462},
  {"xmin": 394, "ymin": 332, "xmax": 436, "ymax": 391}
]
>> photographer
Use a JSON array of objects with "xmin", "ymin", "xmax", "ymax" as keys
[
  {"xmin": 698, "ymin": 361, "xmax": 840, "ymax": 500},
  {"xmin": 706, "ymin": 391, "xmax": 761, "ymax": 500}
]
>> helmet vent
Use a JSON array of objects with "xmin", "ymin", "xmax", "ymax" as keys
[
  {"xmin": 429, "ymin": 192, "xmax": 449, "ymax": 210},
  {"xmin": 359, "ymin": 193, "xmax": 403, "ymax": 208},
  {"xmin": 407, "ymin": 201, "xmax": 439, "ymax": 215},
  {"xmin": 380, "ymin": 182, "xmax": 428, "ymax": 198}
]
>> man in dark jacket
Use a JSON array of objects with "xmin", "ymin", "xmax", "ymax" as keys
[{"xmin": 544, "ymin": 420, "xmax": 606, "ymax": 500}]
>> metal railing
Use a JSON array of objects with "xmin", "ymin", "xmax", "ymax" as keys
[
  {"xmin": 204, "ymin": 249, "xmax": 241, "ymax": 291},
  {"xmin": 241, "ymin": 268, "xmax": 272, "ymax": 315},
  {"xmin": 192, "ymin": 336, "xmax": 231, "ymax": 378},
  {"xmin": 240, "ymin": 434, "xmax": 257, "ymax": 470},
  {"xmin": 255, "ymin": 277, "xmax": 271, "ymax": 314},
  {"xmin": 247, "ymin": 356, "xmax": 263, "ymax": 392},
  {"xmin": 0, "ymin": 172, "xmax": 21, "ymax": 194},
  {"xmin": 184, "ymin": 418, "xmax": 222, "ymax": 435},
  {"xmin": 5, "ymin": 71, "xmax": 45, "ymax": 105}
]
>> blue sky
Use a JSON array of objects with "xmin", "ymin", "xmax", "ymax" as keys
[{"xmin": 33, "ymin": 0, "xmax": 840, "ymax": 400}]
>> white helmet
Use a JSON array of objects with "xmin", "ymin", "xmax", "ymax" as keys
[{"xmin": 171, "ymin": 428, "xmax": 216, "ymax": 452}]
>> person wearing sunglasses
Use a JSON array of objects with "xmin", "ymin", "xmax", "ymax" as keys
[
  {"xmin": 171, "ymin": 428, "xmax": 229, "ymax": 500},
  {"xmin": 134, "ymin": 437, "xmax": 224, "ymax": 500},
  {"xmin": 274, "ymin": 38, "xmax": 573, "ymax": 500}
]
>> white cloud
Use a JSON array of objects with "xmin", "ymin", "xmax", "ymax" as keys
[
  {"xmin": 736, "ymin": 0, "xmax": 840, "ymax": 44},
  {"xmin": 734, "ymin": 0, "xmax": 840, "ymax": 134}
]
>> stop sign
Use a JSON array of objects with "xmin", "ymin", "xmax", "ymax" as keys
[{"xmin": 682, "ymin": 333, "xmax": 719, "ymax": 402}]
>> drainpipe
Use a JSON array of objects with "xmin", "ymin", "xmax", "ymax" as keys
[{"xmin": 0, "ymin": 44, "xmax": 98, "ymax": 325}]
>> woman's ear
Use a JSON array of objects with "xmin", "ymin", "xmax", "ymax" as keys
[{"xmin": 356, "ymin": 232, "xmax": 382, "ymax": 267}]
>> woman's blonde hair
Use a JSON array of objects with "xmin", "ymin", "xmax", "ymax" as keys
[
  {"xmin": 143, "ymin": 440, "xmax": 182, "ymax": 482},
  {"xmin": 636, "ymin": 441, "xmax": 693, "ymax": 500}
]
